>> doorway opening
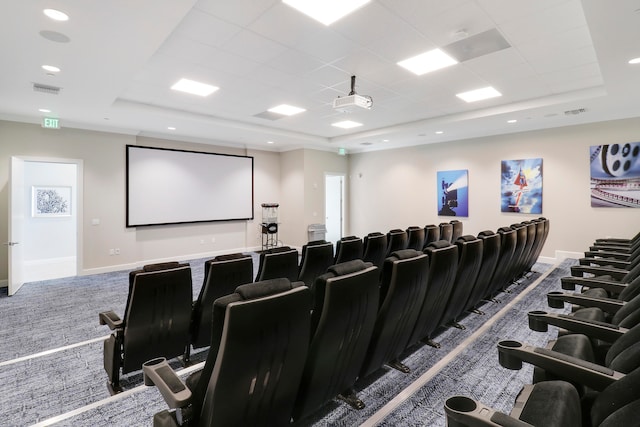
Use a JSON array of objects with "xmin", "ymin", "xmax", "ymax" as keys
[
  {"xmin": 8, "ymin": 157, "xmax": 83, "ymax": 295},
  {"xmin": 324, "ymin": 174, "xmax": 345, "ymax": 246}
]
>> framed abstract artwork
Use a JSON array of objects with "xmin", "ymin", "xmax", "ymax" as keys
[
  {"xmin": 32, "ymin": 186, "xmax": 71, "ymax": 217},
  {"xmin": 590, "ymin": 142, "xmax": 640, "ymax": 208},
  {"xmin": 500, "ymin": 158, "xmax": 543, "ymax": 214},
  {"xmin": 437, "ymin": 169, "xmax": 468, "ymax": 217}
]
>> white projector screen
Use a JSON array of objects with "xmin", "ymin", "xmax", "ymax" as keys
[{"xmin": 126, "ymin": 145, "xmax": 254, "ymax": 227}]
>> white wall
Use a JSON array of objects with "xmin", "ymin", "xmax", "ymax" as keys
[
  {"xmin": 349, "ymin": 117, "xmax": 640, "ymax": 259},
  {"xmin": 2, "ymin": 116, "xmax": 640, "ymax": 282}
]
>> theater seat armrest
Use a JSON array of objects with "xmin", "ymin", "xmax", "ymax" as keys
[
  {"xmin": 560, "ymin": 277, "xmax": 625, "ymax": 294},
  {"xmin": 143, "ymin": 358, "xmax": 192, "ymax": 409},
  {"xmin": 583, "ymin": 251, "xmax": 631, "ymax": 260},
  {"xmin": 497, "ymin": 341, "xmax": 624, "ymax": 392},
  {"xmin": 578, "ymin": 257, "xmax": 630, "ymax": 269},
  {"xmin": 570, "ymin": 265, "xmax": 628, "ymax": 280},
  {"xmin": 528, "ymin": 311, "xmax": 627, "ymax": 343},
  {"xmin": 444, "ymin": 396, "xmax": 533, "ymax": 427},
  {"xmin": 99, "ymin": 310, "xmax": 123, "ymax": 330},
  {"xmin": 590, "ymin": 244, "xmax": 632, "ymax": 252},
  {"xmin": 547, "ymin": 291, "xmax": 623, "ymax": 314}
]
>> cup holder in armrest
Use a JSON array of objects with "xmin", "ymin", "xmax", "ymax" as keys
[
  {"xmin": 547, "ymin": 291, "xmax": 566, "ymax": 309},
  {"xmin": 528, "ymin": 311, "xmax": 548, "ymax": 332},
  {"xmin": 497, "ymin": 340, "xmax": 524, "ymax": 370},
  {"xmin": 445, "ymin": 396, "xmax": 477, "ymax": 413},
  {"xmin": 560, "ymin": 277, "xmax": 576, "ymax": 290}
]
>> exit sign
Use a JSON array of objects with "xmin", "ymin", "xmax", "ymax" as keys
[{"xmin": 42, "ymin": 117, "xmax": 60, "ymax": 129}]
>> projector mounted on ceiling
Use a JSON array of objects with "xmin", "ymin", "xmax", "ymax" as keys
[{"xmin": 333, "ymin": 75, "xmax": 373, "ymax": 113}]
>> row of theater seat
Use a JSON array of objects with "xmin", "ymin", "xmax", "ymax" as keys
[
  {"xmin": 113, "ymin": 217, "xmax": 551, "ymax": 425},
  {"xmin": 445, "ymin": 230, "xmax": 640, "ymax": 426}
]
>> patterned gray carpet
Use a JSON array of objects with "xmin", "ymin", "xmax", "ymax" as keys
[{"xmin": 0, "ymin": 257, "xmax": 575, "ymax": 426}]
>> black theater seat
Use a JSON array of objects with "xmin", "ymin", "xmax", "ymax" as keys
[
  {"xmin": 99, "ymin": 262, "xmax": 192, "ymax": 394},
  {"xmin": 485, "ymin": 227, "xmax": 518, "ymax": 300},
  {"xmin": 293, "ymin": 260, "xmax": 379, "ymax": 420},
  {"xmin": 359, "ymin": 249, "xmax": 429, "ymax": 377},
  {"xmin": 407, "ymin": 240, "xmax": 458, "ymax": 349},
  {"xmin": 143, "ymin": 278, "xmax": 311, "ymax": 427},
  {"xmin": 298, "ymin": 240, "xmax": 334, "ymax": 309},
  {"xmin": 423, "ymin": 224, "xmax": 440, "ymax": 249},
  {"xmin": 406, "ymin": 226, "xmax": 426, "ymax": 251},
  {"xmin": 386, "ymin": 229, "xmax": 408, "ymax": 255},
  {"xmin": 450, "ymin": 219, "xmax": 463, "ymax": 241},
  {"xmin": 363, "ymin": 232, "xmax": 388, "ymax": 271},
  {"xmin": 334, "ymin": 235, "xmax": 364, "ymax": 263},
  {"xmin": 255, "ymin": 246, "xmax": 299, "ymax": 282},
  {"xmin": 438, "ymin": 235, "xmax": 484, "ymax": 330},
  {"xmin": 439, "ymin": 222, "xmax": 453, "ymax": 243},
  {"xmin": 186, "ymin": 253, "xmax": 253, "ymax": 362},
  {"xmin": 462, "ymin": 230, "xmax": 501, "ymax": 315}
]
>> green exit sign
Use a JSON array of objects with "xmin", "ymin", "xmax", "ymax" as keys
[{"xmin": 42, "ymin": 117, "xmax": 60, "ymax": 129}]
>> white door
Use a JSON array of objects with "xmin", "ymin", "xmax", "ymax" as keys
[
  {"xmin": 325, "ymin": 174, "xmax": 344, "ymax": 245},
  {"xmin": 8, "ymin": 157, "xmax": 25, "ymax": 295}
]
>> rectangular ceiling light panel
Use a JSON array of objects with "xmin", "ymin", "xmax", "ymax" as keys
[
  {"xmin": 332, "ymin": 120, "xmax": 363, "ymax": 129},
  {"xmin": 171, "ymin": 78, "xmax": 219, "ymax": 97},
  {"xmin": 456, "ymin": 86, "xmax": 502, "ymax": 102},
  {"xmin": 397, "ymin": 49, "xmax": 458, "ymax": 75},
  {"xmin": 283, "ymin": 0, "xmax": 371, "ymax": 26},
  {"xmin": 268, "ymin": 104, "xmax": 306, "ymax": 116}
]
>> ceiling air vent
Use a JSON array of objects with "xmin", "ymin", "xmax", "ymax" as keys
[
  {"xmin": 564, "ymin": 108, "xmax": 587, "ymax": 116},
  {"xmin": 33, "ymin": 83, "xmax": 61, "ymax": 95}
]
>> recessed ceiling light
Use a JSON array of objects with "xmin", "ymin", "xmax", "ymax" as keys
[
  {"xmin": 267, "ymin": 141, "xmax": 275, "ymax": 144},
  {"xmin": 43, "ymin": 8, "xmax": 69, "ymax": 21},
  {"xmin": 332, "ymin": 120, "xmax": 363, "ymax": 129},
  {"xmin": 283, "ymin": 0, "xmax": 370, "ymax": 26},
  {"xmin": 39, "ymin": 108, "xmax": 51, "ymax": 113},
  {"xmin": 629, "ymin": 57, "xmax": 640, "ymax": 64},
  {"xmin": 268, "ymin": 104, "xmax": 306, "ymax": 116},
  {"xmin": 456, "ymin": 86, "xmax": 502, "ymax": 103},
  {"xmin": 171, "ymin": 78, "xmax": 219, "ymax": 97},
  {"xmin": 42, "ymin": 65, "xmax": 60, "ymax": 73},
  {"xmin": 435, "ymin": 131, "xmax": 444, "ymax": 134},
  {"xmin": 382, "ymin": 139, "xmax": 389, "ymax": 142},
  {"xmin": 167, "ymin": 126, "xmax": 176, "ymax": 130},
  {"xmin": 397, "ymin": 49, "xmax": 458, "ymax": 75},
  {"xmin": 507, "ymin": 119, "xmax": 517, "ymax": 123}
]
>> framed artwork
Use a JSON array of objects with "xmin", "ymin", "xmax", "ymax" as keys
[
  {"xmin": 590, "ymin": 142, "xmax": 640, "ymax": 207},
  {"xmin": 437, "ymin": 169, "xmax": 468, "ymax": 217},
  {"xmin": 501, "ymin": 158, "xmax": 542, "ymax": 214},
  {"xmin": 32, "ymin": 186, "xmax": 71, "ymax": 217}
]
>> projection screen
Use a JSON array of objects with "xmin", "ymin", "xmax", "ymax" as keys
[{"xmin": 126, "ymin": 145, "xmax": 254, "ymax": 227}]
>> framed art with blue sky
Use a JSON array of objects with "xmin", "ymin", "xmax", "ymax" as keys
[{"xmin": 500, "ymin": 158, "xmax": 543, "ymax": 213}]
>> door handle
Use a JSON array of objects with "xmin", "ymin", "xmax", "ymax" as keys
[{"xmin": 4, "ymin": 242, "xmax": 19, "ymax": 246}]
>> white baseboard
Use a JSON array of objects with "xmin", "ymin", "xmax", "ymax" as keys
[
  {"xmin": 555, "ymin": 250, "xmax": 583, "ymax": 261},
  {"xmin": 80, "ymin": 246, "xmax": 262, "ymax": 276},
  {"xmin": 537, "ymin": 256, "xmax": 557, "ymax": 265}
]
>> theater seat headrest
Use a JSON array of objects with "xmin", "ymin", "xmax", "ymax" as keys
[
  {"xmin": 456, "ymin": 235, "xmax": 477, "ymax": 243},
  {"xmin": 235, "ymin": 278, "xmax": 293, "ymax": 300},
  {"xmin": 214, "ymin": 253, "xmax": 250, "ymax": 262},
  {"xmin": 142, "ymin": 262, "xmax": 182, "ymax": 272},
  {"xmin": 426, "ymin": 240, "xmax": 452, "ymax": 250},
  {"xmin": 307, "ymin": 240, "xmax": 328, "ymax": 246},
  {"xmin": 267, "ymin": 246, "xmax": 292, "ymax": 253},
  {"xmin": 368, "ymin": 232, "xmax": 384, "ymax": 237},
  {"xmin": 390, "ymin": 249, "xmax": 421, "ymax": 260},
  {"xmin": 498, "ymin": 227, "xmax": 513, "ymax": 233},
  {"xmin": 478, "ymin": 230, "xmax": 495, "ymax": 237},
  {"xmin": 328, "ymin": 259, "xmax": 370, "ymax": 276}
]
